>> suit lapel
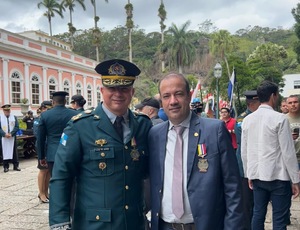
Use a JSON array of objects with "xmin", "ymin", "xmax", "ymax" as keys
[
  {"xmin": 159, "ymin": 122, "xmax": 169, "ymax": 182},
  {"xmin": 187, "ymin": 113, "xmax": 201, "ymax": 182}
]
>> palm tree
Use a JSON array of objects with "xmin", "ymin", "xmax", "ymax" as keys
[
  {"xmin": 125, "ymin": 0, "xmax": 134, "ymax": 62},
  {"xmin": 61, "ymin": 0, "xmax": 86, "ymax": 49},
  {"xmin": 37, "ymin": 0, "xmax": 64, "ymax": 43},
  {"xmin": 167, "ymin": 21, "xmax": 195, "ymax": 73},
  {"xmin": 209, "ymin": 30, "xmax": 234, "ymax": 78},
  {"xmin": 158, "ymin": 0, "xmax": 167, "ymax": 72},
  {"xmin": 91, "ymin": 0, "xmax": 108, "ymax": 62}
]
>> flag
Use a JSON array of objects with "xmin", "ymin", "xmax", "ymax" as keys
[
  {"xmin": 191, "ymin": 78, "xmax": 201, "ymax": 103},
  {"xmin": 227, "ymin": 69, "xmax": 235, "ymax": 107}
]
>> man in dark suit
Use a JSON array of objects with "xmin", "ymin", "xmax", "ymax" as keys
[
  {"xmin": 37, "ymin": 91, "xmax": 78, "ymax": 176},
  {"xmin": 148, "ymin": 73, "xmax": 243, "ymax": 230},
  {"xmin": 49, "ymin": 59, "xmax": 152, "ymax": 230}
]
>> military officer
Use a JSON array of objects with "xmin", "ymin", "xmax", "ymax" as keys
[
  {"xmin": 37, "ymin": 91, "xmax": 78, "ymax": 176},
  {"xmin": 49, "ymin": 59, "xmax": 152, "ymax": 230},
  {"xmin": 234, "ymin": 90, "xmax": 260, "ymax": 230}
]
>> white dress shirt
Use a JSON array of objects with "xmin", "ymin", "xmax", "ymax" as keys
[
  {"xmin": 241, "ymin": 104, "xmax": 300, "ymax": 184},
  {"xmin": 161, "ymin": 111, "xmax": 194, "ymax": 223}
]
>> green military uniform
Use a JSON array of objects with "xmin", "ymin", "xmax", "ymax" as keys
[
  {"xmin": 49, "ymin": 59, "xmax": 152, "ymax": 230},
  {"xmin": 49, "ymin": 105, "xmax": 152, "ymax": 230},
  {"xmin": 234, "ymin": 109, "xmax": 252, "ymax": 177}
]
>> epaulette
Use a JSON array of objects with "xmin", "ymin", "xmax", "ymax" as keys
[
  {"xmin": 236, "ymin": 112, "xmax": 247, "ymax": 123},
  {"xmin": 71, "ymin": 110, "xmax": 94, "ymax": 122},
  {"xmin": 132, "ymin": 111, "xmax": 150, "ymax": 120}
]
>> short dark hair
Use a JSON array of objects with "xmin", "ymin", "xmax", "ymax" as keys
[
  {"xmin": 257, "ymin": 81, "xmax": 278, "ymax": 103},
  {"xmin": 158, "ymin": 73, "xmax": 190, "ymax": 95}
]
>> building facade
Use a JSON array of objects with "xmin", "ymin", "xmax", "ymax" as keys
[
  {"xmin": 0, "ymin": 28, "xmax": 102, "ymax": 116},
  {"xmin": 281, "ymin": 74, "xmax": 300, "ymax": 97}
]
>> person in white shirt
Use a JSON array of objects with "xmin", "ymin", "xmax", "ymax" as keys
[{"xmin": 241, "ymin": 80, "xmax": 300, "ymax": 230}]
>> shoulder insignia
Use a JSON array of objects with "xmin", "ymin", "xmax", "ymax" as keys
[
  {"xmin": 94, "ymin": 115, "xmax": 100, "ymax": 119},
  {"xmin": 133, "ymin": 111, "xmax": 150, "ymax": 119},
  {"xmin": 72, "ymin": 113, "xmax": 82, "ymax": 121},
  {"xmin": 85, "ymin": 109, "xmax": 93, "ymax": 114}
]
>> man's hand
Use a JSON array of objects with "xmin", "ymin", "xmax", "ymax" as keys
[
  {"xmin": 248, "ymin": 179, "xmax": 253, "ymax": 190},
  {"xmin": 292, "ymin": 183, "xmax": 300, "ymax": 199}
]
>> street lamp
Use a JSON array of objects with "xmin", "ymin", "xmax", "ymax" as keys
[{"xmin": 214, "ymin": 63, "xmax": 222, "ymax": 119}]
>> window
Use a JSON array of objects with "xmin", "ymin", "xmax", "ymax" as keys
[
  {"xmin": 294, "ymin": 80, "xmax": 300, "ymax": 89},
  {"xmin": 49, "ymin": 77, "xmax": 57, "ymax": 98},
  {"xmin": 31, "ymin": 75, "xmax": 40, "ymax": 105},
  {"xmin": 11, "ymin": 71, "xmax": 21, "ymax": 103},
  {"xmin": 87, "ymin": 85, "xmax": 92, "ymax": 107},
  {"xmin": 76, "ymin": 82, "xmax": 82, "ymax": 95},
  {"xmin": 63, "ymin": 80, "xmax": 71, "ymax": 105},
  {"xmin": 97, "ymin": 86, "xmax": 101, "ymax": 104}
]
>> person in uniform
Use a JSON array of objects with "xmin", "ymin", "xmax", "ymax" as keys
[
  {"xmin": 0, "ymin": 104, "xmax": 21, "ymax": 172},
  {"xmin": 70, "ymin": 94, "xmax": 86, "ymax": 112},
  {"xmin": 22, "ymin": 110, "xmax": 34, "ymax": 133},
  {"xmin": 37, "ymin": 92, "xmax": 78, "ymax": 177},
  {"xmin": 34, "ymin": 100, "xmax": 52, "ymax": 203},
  {"xmin": 234, "ymin": 90, "xmax": 260, "ymax": 230},
  {"xmin": 49, "ymin": 59, "xmax": 152, "ymax": 230}
]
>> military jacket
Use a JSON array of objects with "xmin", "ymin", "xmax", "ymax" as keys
[
  {"xmin": 49, "ymin": 105, "xmax": 152, "ymax": 230},
  {"xmin": 234, "ymin": 109, "xmax": 252, "ymax": 177}
]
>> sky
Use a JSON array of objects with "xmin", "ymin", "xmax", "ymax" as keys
[{"xmin": 0, "ymin": 0, "xmax": 299, "ymax": 35}]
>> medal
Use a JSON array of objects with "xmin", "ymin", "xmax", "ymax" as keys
[
  {"xmin": 130, "ymin": 149, "xmax": 140, "ymax": 161},
  {"xmin": 130, "ymin": 137, "xmax": 140, "ymax": 161},
  {"xmin": 198, "ymin": 159, "xmax": 209, "ymax": 172}
]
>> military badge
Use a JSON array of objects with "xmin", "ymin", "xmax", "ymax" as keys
[
  {"xmin": 130, "ymin": 137, "xmax": 140, "ymax": 161},
  {"xmin": 99, "ymin": 162, "xmax": 107, "ymax": 170},
  {"xmin": 197, "ymin": 159, "xmax": 209, "ymax": 172},
  {"xmin": 72, "ymin": 113, "xmax": 82, "ymax": 121},
  {"xmin": 95, "ymin": 139, "xmax": 107, "ymax": 146}
]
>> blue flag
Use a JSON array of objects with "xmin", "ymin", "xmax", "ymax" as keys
[{"xmin": 227, "ymin": 69, "xmax": 235, "ymax": 106}]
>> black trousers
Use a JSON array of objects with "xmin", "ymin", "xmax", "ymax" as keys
[
  {"xmin": 2, "ymin": 142, "xmax": 19, "ymax": 169},
  {"xmin": 241, "ymin": 177, "xmax": 254, "ymax": 230}
]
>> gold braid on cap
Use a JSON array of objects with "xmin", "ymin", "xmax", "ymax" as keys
[{"xmin": 102, "ymin": 76, "xmax": 135, "ymax": 86}]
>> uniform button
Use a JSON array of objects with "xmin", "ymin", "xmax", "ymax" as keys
[
  {"xmin": 125, "ymin": 205, "xmax": 129, "ymax": 210},
  {"xmin": 125, "ymin": 185, "xmax": 129, "ymax": 190},
  {"xmin": 159, "ymin": 189, "xmax": 162, "ymax": 193},
  {"xmin": 100, "ymin": 152, "xmax": 105, "ymax": 157},
  {"xmin": 125, "ymin": 165, "xmax": 129, "ymax": 170},
  {"xmin": 156, "ymin": 213, "xmax": 159, "ymax": 217},
  {"xmin": 124, "ymin": 145, "xmax": 128, "ymax": 149},
  {"xmin": 96, "ymin": 215, "xmax": 100, "ymax": 220}
]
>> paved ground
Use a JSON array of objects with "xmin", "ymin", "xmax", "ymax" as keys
[{"xmin": 0, "ymin": 158, "xmax": 299, "ymax": 230}]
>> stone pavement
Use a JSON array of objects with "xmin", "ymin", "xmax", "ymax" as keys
[{"xmin": 0, "ymin": 158, "xmax": 299, "ymax": 230}]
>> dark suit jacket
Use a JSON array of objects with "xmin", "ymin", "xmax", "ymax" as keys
[
  {"xmin": 37, "ymin": 105, "xmax": 78, "ymax": 162},
  {"xmin": 148, "ymin": 112, "xmax": 243, "ymax": 230}
]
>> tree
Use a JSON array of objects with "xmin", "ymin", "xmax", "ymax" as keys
[
  {"xmin": 166, "ymin": 21, "xmax": 195, "ymax": 73},
  {"xmin": 158, "ymin": 0, "xmax": 167, "ymax": 72},
  {"xmin": 91, "ymin": 0, "xmax": 108, "ymax": 62},
  {"xmin": 125, "ymin": 1, "xmax": 134, "ymax": 62},
  {"xmin": 37, "ymin": 0, "xmax": 64, "ymax": 43},
  {"xmin": 292, "ymin": 3, "xmax": 300, "ymax": 63},
  {"xmin": 209, "ymin": 30, "xmax": 235, "ymax": 78},
  {"xmin": 247, "ymin": 42, "xmax": 288, "ymax": 86},
  {"xmin": 61, "ymin": 0, "xmax": 86, "ymax": 49}
]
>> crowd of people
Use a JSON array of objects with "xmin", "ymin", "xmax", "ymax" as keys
[{"xmin": 0, "ymin": 58, "xmax": 299, "ymax": 230}]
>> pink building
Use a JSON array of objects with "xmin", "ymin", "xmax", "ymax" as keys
[{"xmin": 0, "ymin": 29, "xmax": 102, "ymax": 116}]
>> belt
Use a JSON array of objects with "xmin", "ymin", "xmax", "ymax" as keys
[{"xmin": 160, "ymin": 218, "xmax": 195, "ymax": 230}]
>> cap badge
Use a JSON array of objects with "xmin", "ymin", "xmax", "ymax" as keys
[{"xmin": 108, "ymin": 63, "xmax": 126, "ymax": 75}]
